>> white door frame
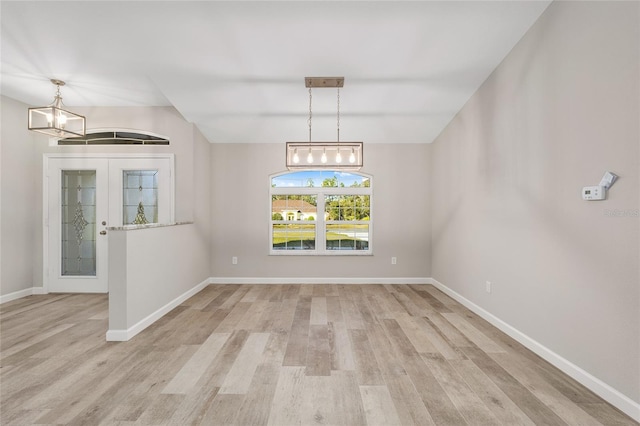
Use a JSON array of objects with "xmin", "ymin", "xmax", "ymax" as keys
[{"xmin": 42, "ymin": 153, "xmax": 175, "ymax": 294}]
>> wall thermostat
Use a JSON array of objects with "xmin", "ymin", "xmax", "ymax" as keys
[{"xmin": 582, "ymin": 185, "xmax": 605, "ymax": 200}]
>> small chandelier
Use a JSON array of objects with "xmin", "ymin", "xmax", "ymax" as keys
[
  {"xmin": 286, "ymin": 77, "xmax": 363, "ymax": 170},
  {"xmin": 28, "ymin": 79, "xmax": 86, "ymax": 138}
]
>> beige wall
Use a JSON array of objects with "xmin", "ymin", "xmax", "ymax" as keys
[
  {"xmin": 0, "ymin": 96, "xmax": 40, "ymax": 295},
  {"xmin": 430, "ymin": 1, "xmax": 639, "ymax": 403},
  {"xmin": 210, "ymin": 143, "xmax": 431, "ymax": 280}
]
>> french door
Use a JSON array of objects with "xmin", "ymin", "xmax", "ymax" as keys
[{"xmin": 45, "ymin": 155, "xmax": 173, "ymax": 293}]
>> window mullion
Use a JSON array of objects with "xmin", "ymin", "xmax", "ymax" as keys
[{"xmin": 318, "ymin": 193, "xmax": 326, "ymax": 254}]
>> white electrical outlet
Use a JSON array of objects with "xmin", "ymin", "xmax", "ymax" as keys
[
  {"xmin": 391, "ymin": 257, "xmax": 397, "ymax": 265},
  {"xmin": 486, "ymin": 281, "xmax": 492, "ymax": 293},
  {"xmin": 232, "ymin": 256, "xmax": 238, "ymax": 265}
]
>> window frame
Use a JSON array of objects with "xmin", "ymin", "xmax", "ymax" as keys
[{"xmin": 269, "ymin": 171, "xmax": 373, "ymax": 256}]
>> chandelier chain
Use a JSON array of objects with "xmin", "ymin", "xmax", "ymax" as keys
[{"xmin": 308, "ymin": 88, "xmax": 312, "ymax": 142}]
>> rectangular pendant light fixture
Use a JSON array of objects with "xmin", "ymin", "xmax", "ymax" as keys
[
  {"xmin": 286, "ymin": 76, "xmax": 363, "ymax": 170},
  {"xmin": 286, "ymin": 141, "xmax": 363, "ymax": 170},
  {"xmin": 28, "ymin": 79, "xmax": 86, "ymax": 138}
]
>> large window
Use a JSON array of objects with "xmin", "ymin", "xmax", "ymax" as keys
[{"xmin": 270, "ymin": 171, "xmax": 372, "ymax": 255}]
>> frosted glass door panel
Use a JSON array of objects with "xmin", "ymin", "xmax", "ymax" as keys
[
  {"xmin": 61, "ymin": 170, "xmax": 97, "ymax": 276},
  {"xmin": 47, "ymin": 157, "xmax": 108, "ymax": 293},
  {"xmin": 109, "ymin": 157, "xmax": 173, "ymax": 226},
  {"xmin": 123, "ymin": 170, "xmax": 158, "ymax": 225}
]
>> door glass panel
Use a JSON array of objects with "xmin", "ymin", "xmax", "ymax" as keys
[
  {"xmin": 123, "ymin": 170, "xmax": 158, "ymax": 225},
  {"xmin": 61, "ymin": 170, "xmax": 96, "ymax": 276}
]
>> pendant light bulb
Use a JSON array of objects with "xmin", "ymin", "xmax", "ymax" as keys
[
  {"xmin": 307, "ymin": 148, "xmax": 314, "ymax": 164},
  {"xmin": 321, "ymin": 148, "xmax": 327, "ymax": 164},
  {"xmin": 57, "ymin": 113, "xmax": 67, "ymax": 127},
  {"xmin": 335, "ymin": 149, "xmax": 342, "ymax": 164},
  {"xmin": 293, "ymin": 148, "xmax": 300, "ymax": 164},
  {"xmin": 349, "ymin": 148, "xmax": 356, "ymax": 164}
]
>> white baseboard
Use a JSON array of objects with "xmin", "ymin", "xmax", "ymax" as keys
[
  {"xmin": 209, "ymin": 277, "xmax": 431, "ymax": 285},
  {"xmin": 0, "ymin": 287, "xmax": 47, "ymax": 304},
  {"xmin": 431, "ymin": 278, "xmax": 640, "ymax": 423},
  {"xmin": 106, "ymin": 277, "xmax": 211, "ymax": 342}
]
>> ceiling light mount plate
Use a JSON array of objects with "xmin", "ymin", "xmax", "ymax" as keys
[{"xmin": 305, "ymin": 77, "xmax": 344, "ymax": 88}]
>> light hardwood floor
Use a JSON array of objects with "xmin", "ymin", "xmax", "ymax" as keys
[{"xmin": 0, "ymin": 284, "xmax": 636, "ymax": 425}]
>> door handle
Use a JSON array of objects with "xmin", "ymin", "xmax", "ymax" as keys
[{"xmin": 100, "ymin": 230, "xmax": 107, "ymax": 235}]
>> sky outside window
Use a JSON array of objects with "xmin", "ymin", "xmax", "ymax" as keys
[{"xmin": 272, "ymin": 171, "xmax": 369, "ymax": 188}]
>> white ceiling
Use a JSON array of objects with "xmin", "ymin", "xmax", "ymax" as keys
[{"xmin": 1, "ymin": 1, "xmax": 551, "ymax": 144}]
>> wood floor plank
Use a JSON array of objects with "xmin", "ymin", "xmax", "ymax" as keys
[
  {"xmin": 267, "ymin": 366, "xmax": 306, "ymax": 426},
  {"xmin": 214, "ymin": 301, "xmax": 252, "ymax": 333},
  {"xmin": 300, "ymin": 375, "xmax": 339, "ymax": 425},
  {"xmin": 309, "ymin": 296, "xmax": 328, "ymax": 325},
  {"xmin": 349, "ymin": 328, "xmax": 385, "ymax": 385},
  {"xmin": 382, "ymin": 318, "xmax": 469, "ymax": 425},
  {"xmin": 234, "ymin": 362, "xmax": 281, "ymax": 426},
  {"xmin": 35, "ymin": 347, "xmax": 157, "ymax": 425},
  {"xmin": 395, "ymin": 314, "xmax": 438, "ymax": 354},
  {"xmin": 378, "ymin": 290, "xmax": 410, "ymax": 317},
  {"xmin": 162, "ymin": 332, "xmax": 230, "ymax": 394},
  {"xmin": 331, "ymin": 370, "xmax": 368, "ymax": 426},
  {"xmin": 341, "ymin": 298, "xmax": 366, "ymax": 330},
  {"xmin": 219, "ymin": 332, "xmax": 270, "ymax": 394},
  {"xmin": 262, "ymin": 328, "xmax": 290, "ymax": 366},
  {"xmin": 235, "ymin": 299, "xmax": 270, "ymax": 330},
  {"xmin": 0, "ymin": 323, "xmax": 75, "ymax": 360},
  {"xmin": 200, "ymin": 393, "xmax": 245, "ymax": 425},
  {"xmin": 271, "ymin": 298, "xmax": 298, "ymax": 332},
  {"xmin": 329, "ymin": 321, "xmax": 356, "ymax": 371},
  {"xmin": 413, "ymin": 316, "xmax": 465, "ymax": 360},
  {"xmin": 578, "ymin": 403, "xmax": 639, "ymax": 426},
  {"xmin": 282, "ymin": 296, "xmax": 311, "ymax": 367},
  {"xmin": 408, "ymin": 284, "xmax": 452, "ymax": 312},
  {"xmin": 461, "ymin": 345, "xmax": 568, "ymax": 425},
  {"xmin": 134, "ymin": 393, "xmax": 185, "ymax": 425},
  {"xmin": 422, "ymin": 354, "xmax": 501, "ymax": 425},
  {"xmin": 306, "ymin": 325, "xmax": 331, "ymax": 376},
  {"xmin": 384, "ymin": 373, "xmax": 436, "ymax": 426},
  {"xmin": 391, "ymin": 290, "xmax": 426, "ymax": 317},
  {"xmin": 365, "ymin": 323, "xmax": 406, "ymax": 377},
  {"xmin": 167, "ymin": 385, "xmax": 220, "ymax": 425},
  {"xmin": 326, "ymin": 295, "xmax": 344, "ymax": 323},
  {"xmin": 107, "ymin": 345, "xmax": 195, "ymax": 422},
  {"xmin": 183, "ymin": 307, "xmax": 230, "ymax": 345},
  {"xmin": 490, "ymin": 352, "xmax": 605, "ymax": 426},
  {"xmin": 253, "ymin": 301, "xmax": 282, "ymax": 333},
  {"xmin": 21, "ymin": 342, "xmax": 141, "ymax": 411},
  {"xmin": 195, "ymin": 329, "xmax": 249, "ymax": 389},
  {"xmin": 450, "ymin": 358, "xmax": 536, "ymax": 425},
  {"xmin": 201, "ymin": 285, "xmax": 242, "ymax": 311},
  {"xmin": 359, "ymin": 385, "xmax": 404, "ymax": 426},
  {"xmin": 365, "ymin": 294, "xmax": 395, "ymax": 320},
  {"xmin": 425, "ymin": 312, "xmax": 473, "ymax": 347},
  {"xmin": 441, "ymin": 312, "xmax": 506, "ymax": 353}
]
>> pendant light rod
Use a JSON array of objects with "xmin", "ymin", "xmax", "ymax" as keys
[
  {"xmin": 337, "ymin": 88, "xmax": 340, "ymax": 143},
  {"xmin": 308, "ymin": 88, "xmax": 312, "ymax": 143}
]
